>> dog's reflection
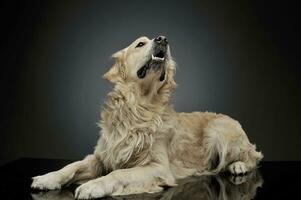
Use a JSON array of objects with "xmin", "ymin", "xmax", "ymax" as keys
[
  {"xmin": 31, "ymin": 190, "xmax": 74, "ymax": 200},
  {"xmin": 31, "ymin": 170, "xmax": 263, "ymax": 200}
]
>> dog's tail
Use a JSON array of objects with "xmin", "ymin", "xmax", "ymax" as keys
[{"xmin": 198, "ymin": 129, "xmax": 229, "ymax": 176}]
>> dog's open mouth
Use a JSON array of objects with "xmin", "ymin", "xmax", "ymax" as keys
[
  {"xmin": 152, "ymin": 50, "xmax": 165, "ymax": 61},
  {"xmin": 137, "ymin": 49, "xmax": 167, "ymax": 79}
]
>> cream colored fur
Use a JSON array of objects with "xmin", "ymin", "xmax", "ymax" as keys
[{"xmin": 31, "ymin": 36, "xmax": 263, "ymax": 199}]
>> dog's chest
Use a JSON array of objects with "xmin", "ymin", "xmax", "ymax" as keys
[
  {"xmin": 100, "ymin": 132, "xmax": 153, "ymax": 171},
  {"xmin": 101, "ymin": 141, "xmax": 128, "ymax": 170},
  {"xmin": 98, "ymin": 99, "xmax": 162, "ymax": 171}
]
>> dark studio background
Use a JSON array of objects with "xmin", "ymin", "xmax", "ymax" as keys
[{"xmin": 1, "ymin": 0, "xmax": 300, "ymax": 165}]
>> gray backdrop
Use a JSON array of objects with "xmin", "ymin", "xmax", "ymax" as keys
[{"xmin": 1, "ymin": 0, "xmax": 300, "ymax": 165}]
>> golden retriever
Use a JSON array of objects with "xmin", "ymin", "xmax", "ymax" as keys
[{"xmin": 31, "ymin": 36, "xmax": 263, "ymax": 199}]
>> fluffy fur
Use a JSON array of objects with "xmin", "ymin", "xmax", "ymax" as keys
[{"xmin": 31, "ymin": 36, "xmax": 263, "ymax": 199}]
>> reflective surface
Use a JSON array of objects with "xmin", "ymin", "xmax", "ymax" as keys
[{"xmin": 0, "ymin": 158, "xmax": 300, "ymax": 199}]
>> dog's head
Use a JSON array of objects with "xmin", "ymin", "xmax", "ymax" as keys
[{"xmin": 103, "ymin": 36, "xmax": 176, "ymax": 103}]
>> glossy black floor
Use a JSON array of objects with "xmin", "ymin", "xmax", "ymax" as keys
[{"xmin": 0, "ymin": 158, "xmax": 300, "ymax": 199}]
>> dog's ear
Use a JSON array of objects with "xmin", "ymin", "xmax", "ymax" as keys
[
  {"xmin": 103, "ymin": 48, "xmax": 127, "ymax": 83},
  {"xmin": 103, "ymin": 63, "xmax": 120, "ymax": 83}
]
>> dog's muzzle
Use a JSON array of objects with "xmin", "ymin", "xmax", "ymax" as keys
[
  {"xmin": 152, "ymin": 35, "xmax": 168, "ymax": 62},
  {"xmin": 137, "ymin": 35, "xmax": 168, "ymax": 80}
]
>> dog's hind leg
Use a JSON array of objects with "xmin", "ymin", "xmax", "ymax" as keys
[
  {"xmin": 227, "ymin": 144, "xmax": 263, "ymax": 176},
  {"xmin": 203, "ymin": 116, "xmax": 263, "ymax": 175},
  {"xmin": 227, "ymin": 161, "xmax": 247, "ymax": 175},
  {"xmin": 31, "ymin": 154, "xmax": 101, "ymax": 190}
]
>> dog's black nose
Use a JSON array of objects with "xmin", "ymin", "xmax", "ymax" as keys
[{"xmin": 154, "ymin": 35, "xmax": 168, "ymax": 45}]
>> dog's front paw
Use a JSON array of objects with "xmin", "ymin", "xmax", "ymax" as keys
[
  {"xmin": 75, "ymin": 180, "xmax": 106, "ymax": 199},
  {"xmin": 31, "ymin": 172, "xmax": 62, "ymax": 190},
  {"xmin": 228, "ymin": 161, "xmax": 247, "ymax": 175}
]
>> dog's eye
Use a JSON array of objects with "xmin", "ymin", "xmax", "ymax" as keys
[{"xmin": 136, "ymin": 42, "xmax": 145, "ymax": 48}]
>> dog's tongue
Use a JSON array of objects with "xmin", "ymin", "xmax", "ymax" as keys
[
  {"xmin": 159, "ymin": 71, "xmax": 165, "ymax": 81},
  {"xmin": 137, "ymin": 66, "xmax": 147, "ymax": 78}
]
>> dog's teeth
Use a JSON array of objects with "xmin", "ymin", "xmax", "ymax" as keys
[{"xmin": 152, "ymin": 54, "xmax": 165, "ymax": 61}]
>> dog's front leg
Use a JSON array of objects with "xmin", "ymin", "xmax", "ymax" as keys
[
  {"xmin": 31, "ymin": 154, "xmax": 101, "ymax": 190},
  {"xmin": 75, "ymin": 163, "xmax": 176, "ymax": 199}
]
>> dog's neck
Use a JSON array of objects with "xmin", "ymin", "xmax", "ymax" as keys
[
  {"xmin": 111, "ymin": 82, "xmax": 171, "ymax": 106},
  {"xmin": 101, "ymin": 83, "xmax": 167, "ymax": 130}
]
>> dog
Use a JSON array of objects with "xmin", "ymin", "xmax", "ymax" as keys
[{"xmin": 31, "ymin": 35, "xmax": 263, "ymax": 199}]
